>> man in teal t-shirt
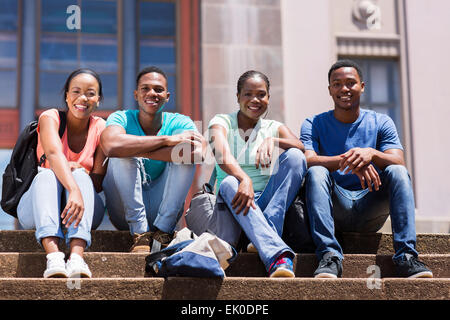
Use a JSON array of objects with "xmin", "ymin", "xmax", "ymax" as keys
[{"xmin": 100, "ymin": 66, "xmax": 206, "ymax": 252}]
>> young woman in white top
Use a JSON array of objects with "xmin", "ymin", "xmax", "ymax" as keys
[{"xmin": 207, "ymin": 70, "xmax": 307, "ymax": 277}]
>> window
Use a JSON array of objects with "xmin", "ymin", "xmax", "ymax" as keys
[
  {"xmin": 345, "ymin": 58, "xmax": 404, "ymax": 143},
  {"xmin": 39, "ymin": 0, "xmax": 118, "ymax": 110},
  {"xmin": 0, "ymin": 0, "xmax": 19, "ymax": 109},
  {"xmin": 139, "ymin": 0, "xmax": 177, "ymax": 112}
]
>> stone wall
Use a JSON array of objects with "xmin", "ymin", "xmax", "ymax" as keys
[{"xmin": 201, "ymin": 0, "xmax": 284, "ymax": 132}]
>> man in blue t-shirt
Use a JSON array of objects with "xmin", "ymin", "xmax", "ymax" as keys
[
  {"xmin": 100, "ymin": 66, "xmax": 206, "ymax": 252},
  {"xmin": 300, "ymin": 60, "xmax": 432, "ymax": 279}
]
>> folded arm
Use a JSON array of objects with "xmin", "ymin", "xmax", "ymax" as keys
[{"xmin": 100, "ymin": 125, "xmax": 206, "ymax": 163}]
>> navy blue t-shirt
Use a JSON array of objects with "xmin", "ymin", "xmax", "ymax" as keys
[{"xmin": 300, "ymin": 109, "xmax": 403, "ymax": 190}]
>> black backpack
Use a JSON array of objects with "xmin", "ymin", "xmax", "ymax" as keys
[
  {"xmin": 1, "ymin": 111, "xmax": 66, "ymax": 217},
  {"xmin": 282, "ymin": 182, "xmax": 316, "ymax": 253}
]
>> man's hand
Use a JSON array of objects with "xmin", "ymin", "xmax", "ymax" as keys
[
  {"xmin": 169, "ymin": 131, "xmax": 207, "ymax": 164},
  {"xmin": 353, "ymin": 163, "xmax": 381, "ymax": 192},
  {"xmin": 167, "ymin": 131, "xmax": 204, "ymax": 147},
  {"xmin": 339, "ymin": 147, "xmax": 375, "ymax": 174}
]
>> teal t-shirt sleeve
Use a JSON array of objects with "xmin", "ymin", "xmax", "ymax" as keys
[
  {"xmin": 166, "ymin": 113, "xmax": 198, "ymax": 135},
  {"xmin": 377, "ymin": 115, "xmax": 403, "ymax": 151},
  {"xmin": 105, "ymin": 110, "xmax": 127, "ymax": 129},
  {"xmin": 300, "ymin": 117, "xmax": 318, "ymax": 151}
]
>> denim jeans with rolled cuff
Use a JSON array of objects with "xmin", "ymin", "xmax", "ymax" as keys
[
  {"xmin": 17, "ymin": 167, "xmax": 105, "ymax": 248},
  {"xmin": 103, "ymin": 157, "xmax": 196, "ymax": 235},
  {"xmin": 215, "ymin": 148, "xmax": 306, "ymax": 271},
  {"xmin": 305, "ymin": 164, "xmax": 418, "ymax": 263}
]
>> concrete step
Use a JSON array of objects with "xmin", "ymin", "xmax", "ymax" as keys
[
  {"xmin": 0, "ymin": 230, "xmax": 448, "ymax": 254},
  {"xmin": 0, "ymin": 277, "xmax": 448, "ymax": 300},
  {"xmin": 0, "ymin": 252, "xmax": 448, "ymax": 278}
]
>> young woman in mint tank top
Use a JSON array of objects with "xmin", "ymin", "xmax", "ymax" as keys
[{"xmin": 207, "ymin": 70, "xmax": 307, "ymax": 277}]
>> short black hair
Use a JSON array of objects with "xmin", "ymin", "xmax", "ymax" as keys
[
  {"xmin": 62, "ymin": 68, "xmax": 103, "ymax": 107},
  {"xmin": 136, "ymin": 66, "xmax": 168, "ymax": 88},
  {"xmin": 237, "ymin": 70, "xmax": 270, "ymax": 94},
  {"xmin": 328, "ymin": 59, "xmax": 363, "ymax": 83}
]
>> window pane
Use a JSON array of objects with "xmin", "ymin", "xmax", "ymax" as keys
[
  {"xmin": 0, "ymin": 0, "xmax": 18, "ymax": 31},
  {"xmin": 370, "ymin": 62, "xmax": 389, "ymax": 104},
  {"xmin": 164, "ymin": 74, "xmax": 176, "ymax": 112},
  {"xmin": 82, "ymin": 0, "xmax": 117, "ymax": 34},
  {"xmin": 140, "ymin": 2, "xmax": 175, "ymax": 37},
  {"xmin": 140, "ymin": 39, "xmax": 176, "ymax": 74},
  {"xmin": 0, "ymin": 149, "xmax": 15, "ymax": 230},
  {"xmin": 97, "ymin": 73, "xmax": 118, "ymax": 109},
  {"xmin": 40, "ymin": 35, "xmax": 78, "ymax": 71},
  {"xmin": 41, "ymin": 0, "xmax": 78, "ymax": 33},
  {"xmin": 81, "ymin": 36, "xmax": 117, "ymax": 72},
  {"xmin": 39, "ymin": 72, "xmax": 67, "ymax": 109},
  {"xmin": 0, "ymin": 34, "xmax": 16, "ymax": 67},
  {"xmin": 0, "ymin": 70, "xmax": 16, "ymax": 107}
]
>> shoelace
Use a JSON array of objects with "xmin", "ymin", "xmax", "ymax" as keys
[
  {"xmin": 319, "ymin": 256, "xmax": 338, "ymax": 268},
  {"xmin": 269, "ymin": 254, "xmax": 291, "ymax": 272},
  {"xmin": 408, "ymin": 257, "xmax": 426, "ymax": 268}
]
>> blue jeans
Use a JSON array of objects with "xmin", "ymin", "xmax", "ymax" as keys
[
  {"xmin": 103, "ymin": 157, "xmax": 196, "ymax": 235},
  {"xmin": 17, "ymin": 167, "xmax": 105, "ymax": 248},
  {"xmin": 216, "ymin": 148, "xmax": 306, "ymax": 271},
  {"xmin": 305, "ymin": 165, "xmax": 418, "ymax": 262}
]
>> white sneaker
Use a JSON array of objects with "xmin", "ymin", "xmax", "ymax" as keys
[
  {"xmin": 66, "ymin": 253, "xmax": 92, "ymax": 278},
  {"xmin": 43, "ymin": 252, "xmax": 68, "ymax": 278}
]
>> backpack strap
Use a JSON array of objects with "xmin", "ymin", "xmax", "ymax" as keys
[
  {"xmin": 38, "ymin": 110, "xmax": 67, "ymax": 167},
  {"xmin": 57, "ymin": 110, "xmax": 67, "ymax": 138}
]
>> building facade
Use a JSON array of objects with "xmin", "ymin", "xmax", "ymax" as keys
[{"xmin": 0, "ymin": 0, "xmax": 449, "ymax": 231}]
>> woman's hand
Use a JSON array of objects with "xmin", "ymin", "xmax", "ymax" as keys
[
  {"xmin": 231, "ymin": 177, "xmax": 257, "ymax": 216},
  {"xmin": 256, "ymin": 137, "xmax": 275, "ymax": 169},
  {"xmin": 61, "ymin": 187, "xmax": 85, "ymax": 228},
  {"xmin": 68, "ymin": 161, "xmax": 87, "ymax": 173}
]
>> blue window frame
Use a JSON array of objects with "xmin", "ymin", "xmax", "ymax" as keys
[
  {"xmin": 343, "ymin": 58, "xmax": 404, "ymax": 144},
  {"xmin": 39, "ymin": 0, "xmax": 118, "ymax": 110},
  {"xmin": 139, "ymin": 1, "xmax": 177, "ymax": 112},
  {"xmin": 0, "ymin": 0, "xmax": 18, "ymax": 108}
]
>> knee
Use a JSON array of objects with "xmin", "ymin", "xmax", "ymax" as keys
[
  {"xmin": 305, "ymin": 166, "xmax": 330, "ymax": 184},
  {"xmin": 383, "ymin": 165, "xmax": 411, "ymax": 186},
  {"xmin": 108, "ymin": 157, "xmax": 139, "ymax": 173},
  {"xmin": 169, "ymin": 162, "xmax": 196, "ymax": 176},
  {"xmin": 72, "ymin": 168, "xmax": 91, "ymax": 183},
  {"xmin": 218, "ymin": 176, "xmax": 239, "ymax": 195},
  {"xmin": 34, "ymin": 168, "xmax": 58, "ymax": 185},
  {"xmin": 280, "ymin": 148, "xmax": 307, "ymax": 174},
  {"xmin": 383, "ymin": 165, "xmax": 410, "ymax": 180}
]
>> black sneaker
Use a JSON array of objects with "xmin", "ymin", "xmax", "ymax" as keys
[
  {"xmin": 394, "ymin": 253, "xmax": 433, "ymax": 278},
  {"xmin": 313, "ymin": 252, "xmax": 343, "ymax": 278}
]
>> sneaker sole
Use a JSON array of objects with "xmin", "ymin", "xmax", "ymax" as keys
[
  {"xmin": 44, "ymin": 270, "xmax": 68, "ymax": 278},
  {"xmin": 130, "ymin": 245, "xmax": 150, "ymax": 253},
  {"xmin": 408, "ymin": 271, "xmax": 433, "ymax": 278},
  {"xmin": 314, "ymin": 273, "xmax": 338, "ymax": 279},
  {"xmin": 269, "ymin": 268, "xmax": 295, "ymax": 278}
]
